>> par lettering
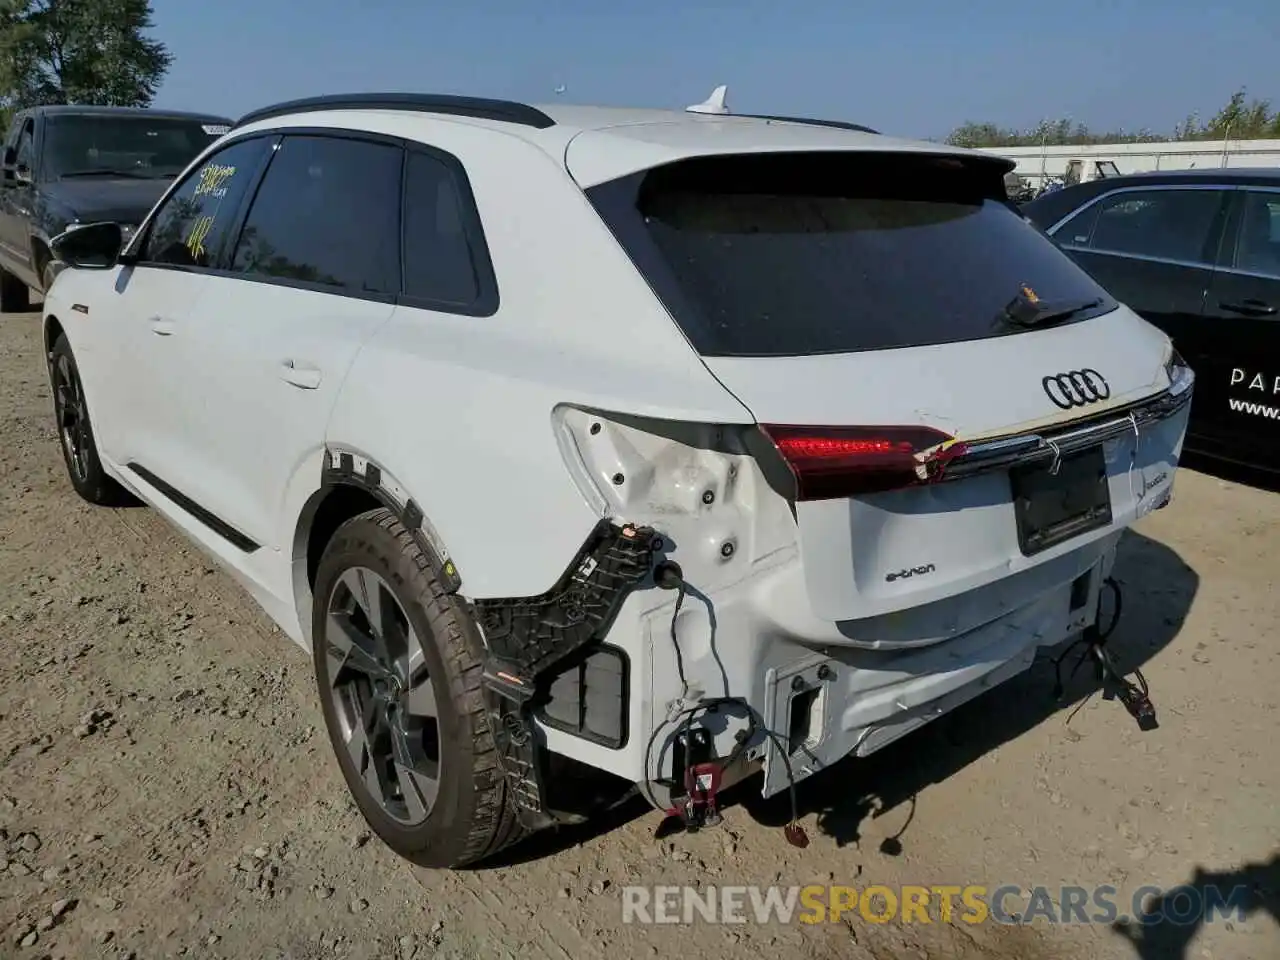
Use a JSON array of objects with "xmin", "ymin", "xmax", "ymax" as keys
[{"xmin": 1229, "ymin": 368, "xmax": 1280, "ymax": 395}]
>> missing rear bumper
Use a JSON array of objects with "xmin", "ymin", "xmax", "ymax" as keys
[
  {"xmin": 473, "ymin": 520, "xmax": 659, "ymax": 827},
  {"xmin": 758, "ymin": 564, "xmax": 1105, "ymax": 797}
]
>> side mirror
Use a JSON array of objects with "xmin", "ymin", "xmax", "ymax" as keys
[{"xmin": 51, "ymin": 222, "xmax": 124, "ymax": 270}]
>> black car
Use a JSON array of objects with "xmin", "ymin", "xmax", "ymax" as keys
[
  {"xmin": 0, "ymin": 105, "xmax": 232, "ymax": 311},
  {"xmin": 1024, "ymin": 168, "xmax": 1280, "ymax": 474}
]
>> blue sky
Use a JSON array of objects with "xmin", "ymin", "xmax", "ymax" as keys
[{"xmin": 151, "ymin": 0, "xmax": 1279, "ymax": 140}]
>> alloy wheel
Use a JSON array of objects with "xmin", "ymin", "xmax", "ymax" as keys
[
  {"xmin": 52, "ymin": 354, "xmax": 91, "ymax": 483},
  {"xmin": 324, "ymin": 566, "xmax": 441, "ymax": 825}
]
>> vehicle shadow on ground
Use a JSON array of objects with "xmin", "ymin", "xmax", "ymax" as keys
[
  {"xmin": 476, "ymin": 528, "xmax": 1197, "ymax": 869},
  {"xmin": 1181, "ymin": 453, "xmax": 1280, "ymax": 495},
  {"xmin": 740, "ymin": 528, "xmax": 1197, "ymax": 851},
  {"xmin": 1108, "ymin": 852, "xmax": 1279, "ymax": 960}
]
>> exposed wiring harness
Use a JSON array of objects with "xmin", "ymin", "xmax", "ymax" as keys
[
  {"xmin": 642, "ymin": 561, "xmax": 807, "ymax": 846},
  {"xmin": 1051, "ymin": 577, "xmax": 1157, "ymax": 730}
]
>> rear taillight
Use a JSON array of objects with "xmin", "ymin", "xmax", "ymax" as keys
[{"xmin": 759, "ymin": 424, "xmax": 966, "ymax": 500}]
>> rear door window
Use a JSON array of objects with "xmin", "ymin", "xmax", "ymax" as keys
[
  {"xmin": 589, "ymin": 151, "xmax": 1116, "ymax": 357},
  {"xmin": 1082, "ymin": 188, "xmax": 1227, "ymax": 264},
  {"xmin": 1232, "ymin": 191, "xmax": 1280, "ymax": 279},
  {"xmin": 229, "ymin": 134, "xmax": 403, "ymax": 296}
]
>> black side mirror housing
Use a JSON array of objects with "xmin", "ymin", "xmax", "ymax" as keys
[{"xmin": 51, "ymin": 222, "xmax": 124, "ymax": 270}]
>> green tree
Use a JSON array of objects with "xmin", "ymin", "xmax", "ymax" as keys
[
  {"xmin": 947, "ymin": 88, "xmax": 1279, "ymax": 147},
  {"xmin": 0, "ymin": 0, "xmax": 172, "ymax": 109}
]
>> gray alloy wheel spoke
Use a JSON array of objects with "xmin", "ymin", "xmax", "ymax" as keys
[
  {"xmin": 389, "ymin": 719, "xmax": 439, "ymax": 820},
  {"xmin": 402, "ymin": 628, "xmax": 436, "ymax": 718},
  {"xmin": 325, "ymin": 612, "xmax": 391, "ymax": 685},
  {"xmin": 325, "ymin": 565, "xmax": 440, "ymax": 826},
  {"xmin": 53, "ymin": 359, "xmax": 87, "ymax": 479},
  {"xmin": 394, "ymin": 761, "xmax": 437, "ymax": 823},
  {"xmin": 340, "ymin": 567, "xmax": 397, "ymax": 658},
  {"xmin": 345, "ymin": 701, "xmax": 390, "ymax": 803}
]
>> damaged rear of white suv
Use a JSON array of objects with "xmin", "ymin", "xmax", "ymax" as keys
[{"xmin": 42, "ymin": 93, "xmax": 1193, "ymax": 869}]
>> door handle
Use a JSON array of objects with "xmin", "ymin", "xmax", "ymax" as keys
[
  {"xmin": 278, "ymin": 359, "xmax": 322, "ymax": 390},
  {"xmin": 148, "ymin": 316, "xmax": 175, "ymax": 335},
  {"xmin": 1219, "ymin": 299, "xmax": 1277, "ymax": 317}
]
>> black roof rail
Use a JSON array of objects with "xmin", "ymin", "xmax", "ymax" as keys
[
  {"xmin": 233, "ymin": 93, "xmax": 556, "ymax": 130},
  {"xmin": 739, "ymin": 113, "xmax": 880, "ymax": 135}
]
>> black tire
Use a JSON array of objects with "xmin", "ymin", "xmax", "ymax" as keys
[
  {"xmin": 0, "ymin": 267, "xmax": 32, "ymax": 313},
  {"xmin": 47, "ymin": 334, "xmax": 132, "ymax": 506},
  {"xmin": 312, "ymin": 508, "xmax": 525, "ymax": 868}
]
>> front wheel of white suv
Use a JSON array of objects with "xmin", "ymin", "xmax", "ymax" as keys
[
  {"xmin": 311, "ymin": 508, "xmax": 525, "ymax": 868},
  {"xmin": 47, "ymin": 333, "xmax": 133, "ymax": 506}
]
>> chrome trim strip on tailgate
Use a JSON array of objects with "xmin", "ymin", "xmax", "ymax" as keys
[{"xmin": 945, "ymin": 372, "xmax": 1194, "ymax": 479}]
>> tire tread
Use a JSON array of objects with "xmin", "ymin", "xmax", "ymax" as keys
[{"xmin": 317, "ymin": 507, "xmax": 525, "ymax": 867}]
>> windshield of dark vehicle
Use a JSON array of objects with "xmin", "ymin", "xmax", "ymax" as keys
[
  {"xmin": 589, "ymin": 151, "xmax": 1117, "ymax": 357},
  {"xmin": 43, "ymin": 115, "xmax": 226, "ymax": 179}
]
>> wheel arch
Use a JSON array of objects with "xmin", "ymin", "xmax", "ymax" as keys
[
  {"xmin": 291, "ymin": 447, "xmax": 463, "ymax": 647},
  {"xmin": 43, "ymin": 312, "xmax": 65, "ymax": 358}
]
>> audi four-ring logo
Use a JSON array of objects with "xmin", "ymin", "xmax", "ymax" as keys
[{"xmin": 1041, "ymin": 369, "xmax": 1111, "ymax": 409}]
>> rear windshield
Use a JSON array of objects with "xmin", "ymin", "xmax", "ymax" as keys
[
  {"xmin": 588, "ymin": 152, "xmax": 1116, "ymax": 357},
  {"xmin": 44, "ymin": 115, "xmax": 227, "ymax": 180}
]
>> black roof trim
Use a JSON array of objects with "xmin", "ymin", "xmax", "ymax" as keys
[
  {"xmin": 738, "ymin": 113, "xmax": 881, "ymax": 135},
  {"xmin": 233, "ymin": 93, "xmax": 556, "ymax": 130}
]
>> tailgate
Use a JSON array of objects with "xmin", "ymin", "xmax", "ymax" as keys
[
  {"xmin": 582, "ymin": 147, "xmax": 1194, "ymax": 624},
  {"xmin": 708, "ymin": 308, "xmax": 1190, "ymax": 621}
]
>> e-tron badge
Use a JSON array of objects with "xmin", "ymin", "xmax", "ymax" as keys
[{"xmin": 1042, "ymin": 369, "xmax": 1110, "ymax": 409}]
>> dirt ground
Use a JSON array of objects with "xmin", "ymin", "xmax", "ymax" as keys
[{"xmin": 1, "ymin": 309, "xmax": 1277, "ymax": 960}]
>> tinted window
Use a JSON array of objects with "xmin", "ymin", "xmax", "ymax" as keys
[
  {"xmin": 1054, "ymin": 201, "xmax": 1104, "ymax": 247},
  {"xmin": 590, "ymin": 152, "xmax": 1116, "ymax": 357},
  {"xmin": 15, "ymin": 121, "xmax": 34, "ymax": 170},
  {"xmin": 43, "ymin": 115, "xmax": 226, "ymax": 179},
  {"xmin": 1085, "ymin": 188, "xmax": 1225, "ymax": 263},
  {"xmin": 1233, "ymin": 191, "xmax": 1280, "ymax": 279},
  {"xmin": 402, "ymin": 151, "xmax": 481, "ymax": 305},
  {"xmin": 140, "ymin": 136, "xmax": 272, "ymax": 268},
  {"xmin": 230, "ymin": 135, "xmax": 402, "ymax": 295}
]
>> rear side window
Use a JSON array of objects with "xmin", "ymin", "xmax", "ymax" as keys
[
  {"xmin": 402, "ymin": 150, "xmax": 483, "ymax": 306},
  {"xmin": 1233, "ymin": 191, "xmax": 1280, "ymax": 279},
  {"xmin": 1079, "ymin": 188, "xmax": 1226, "ymax": 264},
  {"xmin": 230, "ymin": 135, "xmax": 402, "ymax": 295},
  {"xmin": 589, "ymin": 152, "xmax": 1117, "ymax": 357},
  {"xmin": 141, "ymin": 136, "xmax": 272, "ymax": 268}
]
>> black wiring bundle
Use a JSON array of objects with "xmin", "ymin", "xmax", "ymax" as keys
[{"xmin": 643, "ymin": 567, "xmax": 808, "ymax": 846}]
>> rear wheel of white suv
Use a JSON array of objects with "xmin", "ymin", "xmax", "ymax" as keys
[{"xmin": 312, "ymin": 508, "xmax": 524, "ymax": 868}]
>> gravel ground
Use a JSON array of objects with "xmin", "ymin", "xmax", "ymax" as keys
[{"xmin": 1, "ymin": 309, "xmax": 1277, "ymax": 960}]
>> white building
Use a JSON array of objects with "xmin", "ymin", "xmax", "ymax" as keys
[{"xmin": 983, "ymin": 138, "xmax": 1280, "ymax": 186}]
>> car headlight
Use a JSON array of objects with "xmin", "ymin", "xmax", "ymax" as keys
[{"xmin": 1165, "ymin": 345, "xmax": 1194, "ymax": 397}]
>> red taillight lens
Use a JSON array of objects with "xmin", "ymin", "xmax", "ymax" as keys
[{"xmin": 760, "ymin": 424, "xmax": 965, "ymax": 500}]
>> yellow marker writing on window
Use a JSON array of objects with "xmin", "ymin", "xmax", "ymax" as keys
[
  {"xmin": 185, "ymin": 216, "xmax": 216, "ymax": 261},
  {"xmin": 194, "ymin": 164, "xmax": 237, "ymax": 199}
]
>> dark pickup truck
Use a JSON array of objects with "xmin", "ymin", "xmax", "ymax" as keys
[{"xmin": 0, "ymin": 104, "xmax": 233, "ymax": 311}]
